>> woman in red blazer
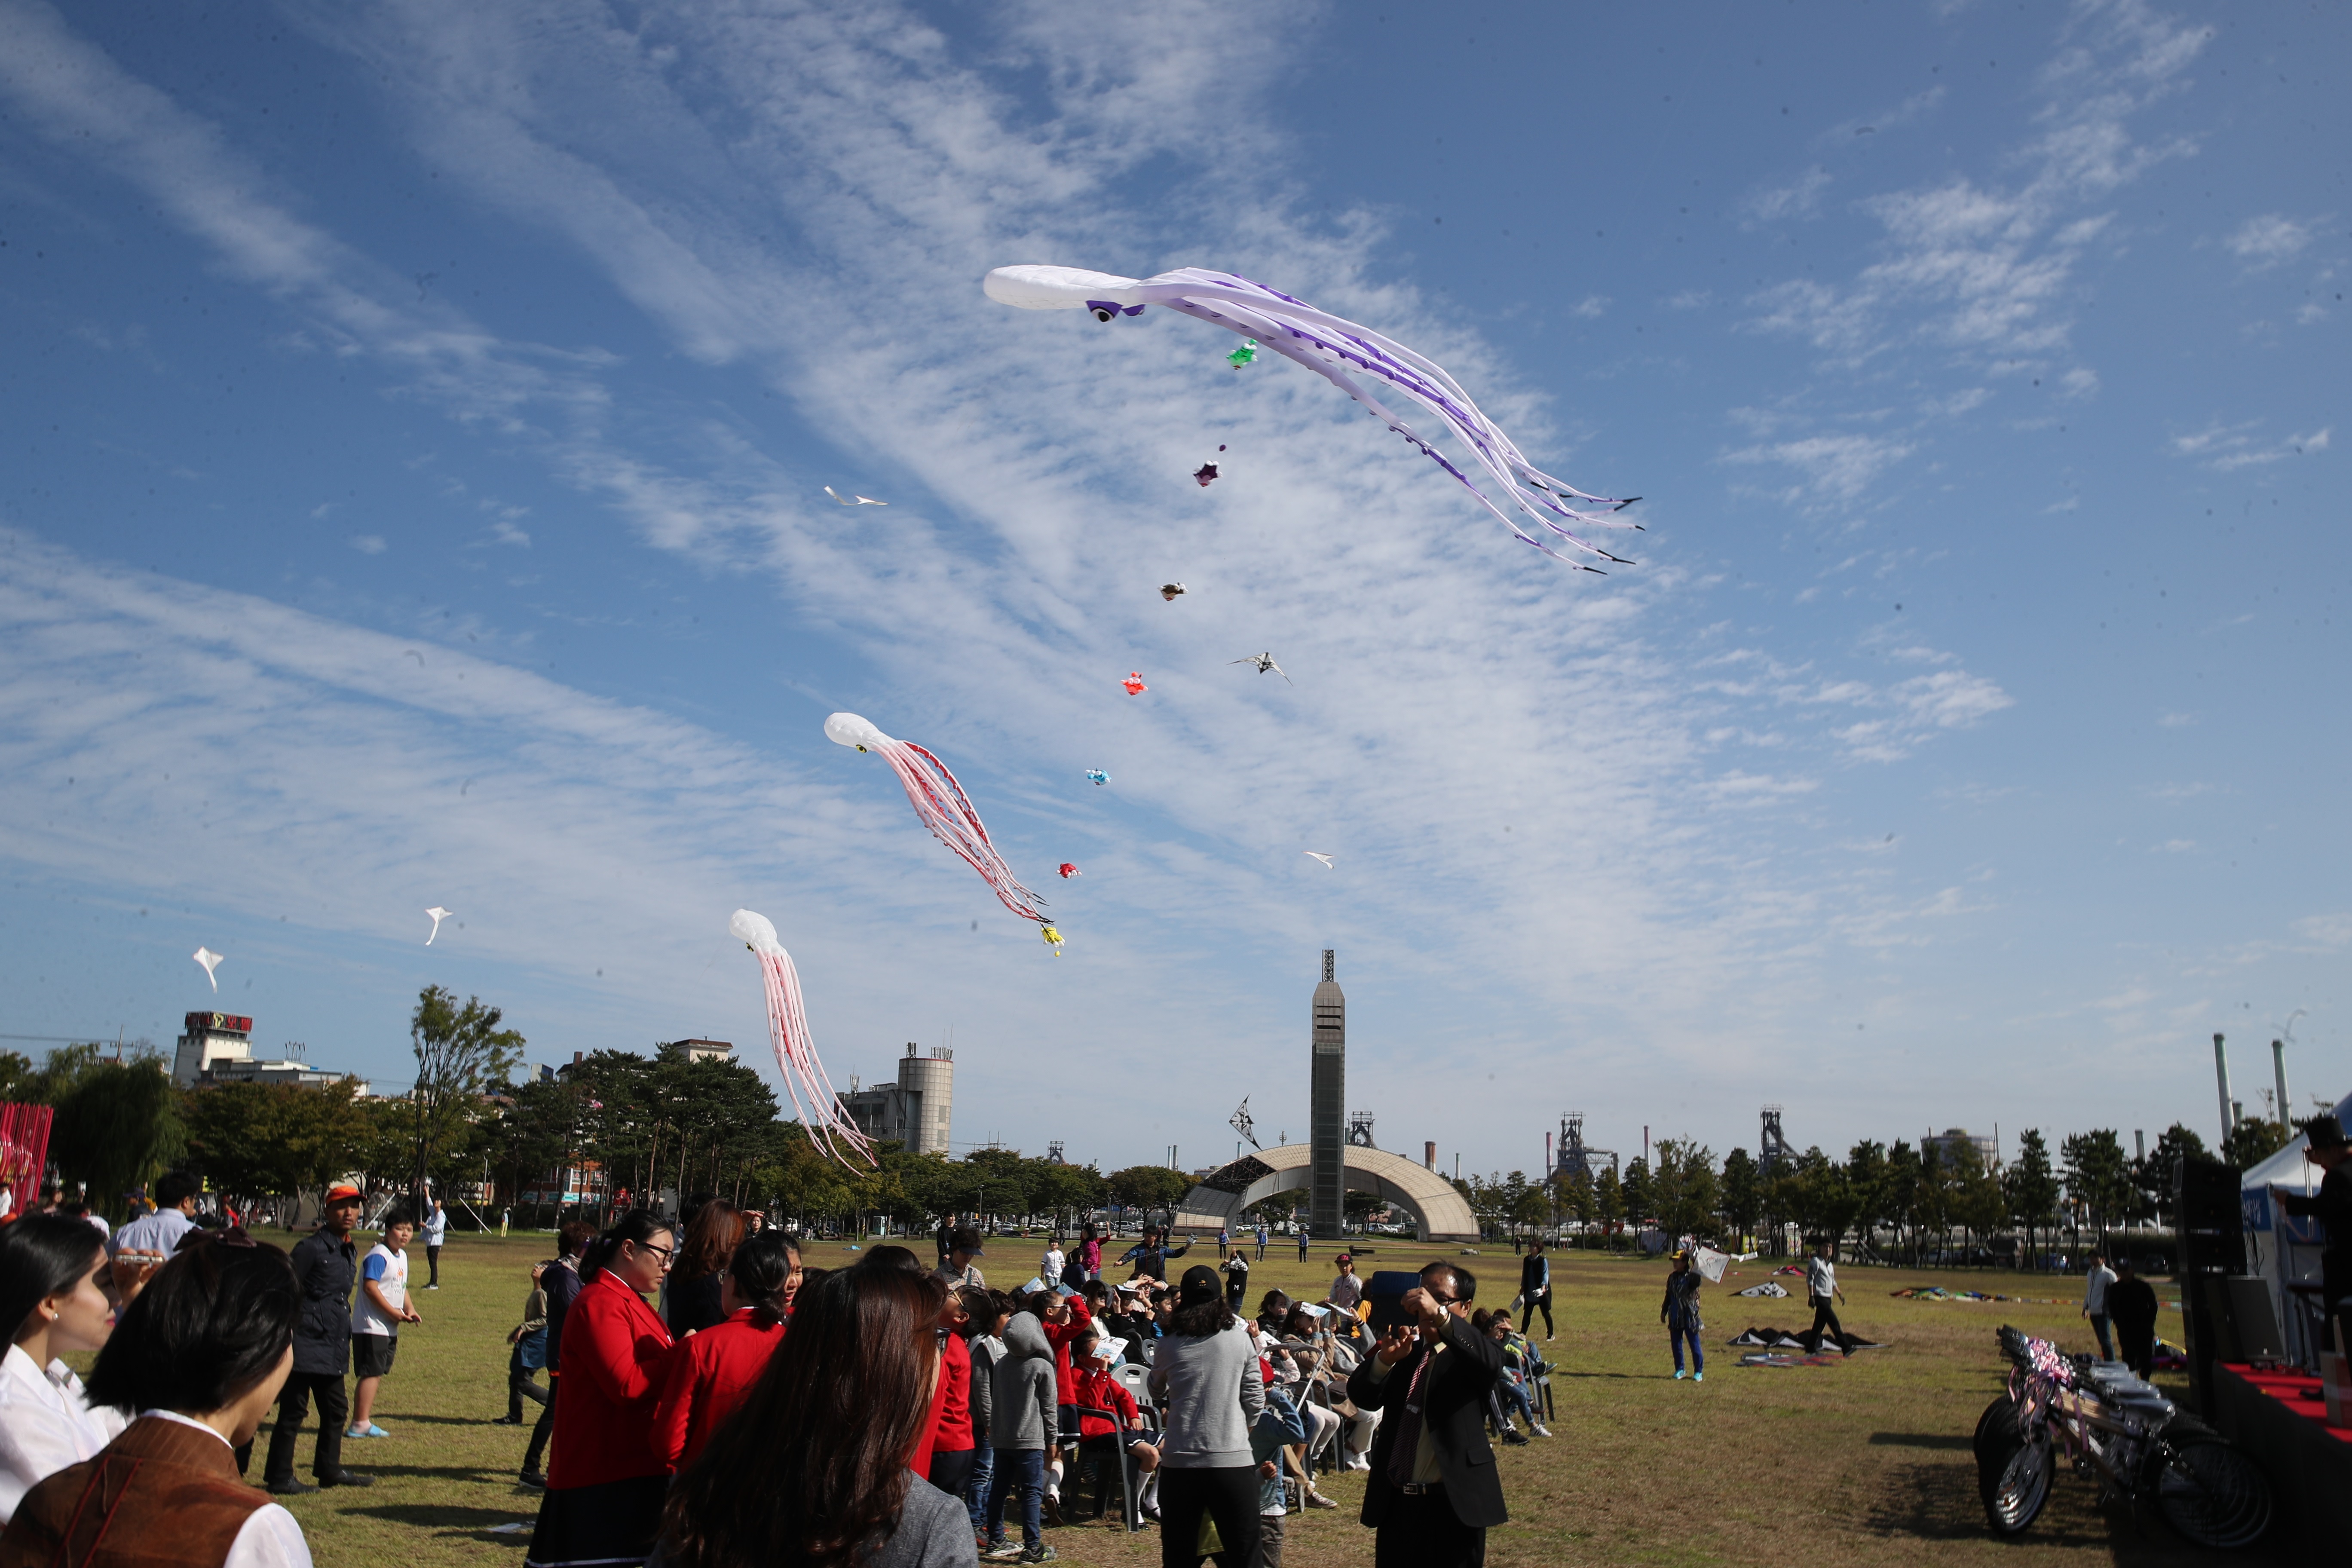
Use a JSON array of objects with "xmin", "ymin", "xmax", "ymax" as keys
[
  {"xmin": 650, "ymin": 1230, "xmax": 797, "ymax": 1470},
  {"xmin": 526, "ymin": 1210, "xmax": 676, "ymax": 1568}
]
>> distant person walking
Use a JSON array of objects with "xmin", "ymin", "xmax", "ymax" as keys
[
  {"xmin": 1516, "ymin": 1237, "xmax": 1553, "ymax": 1340},
  {"xmin": 2080, "ymin": 1253, "xmax": 2117, "ymax": 1359},
  {"xmin": 1805, "ymin": 1241, "xmax": 1849, "ymax": 1357},
  {"xmin": 520, "ymin": 1221, "xmax": 594, "ymax": 1490},
  {"xmin": 1295, "ymin": 1225, "xmax": 1310, "ymax": 1264},
  {"xmin": 2107, "ymin": 1258, "xmax": 2160, "ymax": 1379},
  {"xmin": 1040, "ymin": 1239, "xmax": 1065, "ymax": 1294},
  {"xmin": 1221, "ymin": 1248, "xmax": 1251, "ymax": 1312},
  {"xmin": 261, "ymin": 1182, "xmax": 372, "ymax": 1494},
  {"xmin": 1662, "ymin": 1250, "xmax": 1704, "ymax": 1382},
  {"xmin": 422, "ymin": 1198, "xmax": 448, "ymax": 1290},
  {"xmin": 495, "ymin": 1263, "xmax": 550, "ymax": 1426},
  {"xmin": 1253, "ymin": 1224, "xmax": 1268, "ymax": 1263}
]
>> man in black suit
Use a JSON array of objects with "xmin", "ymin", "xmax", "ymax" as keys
[{"xmin": 1346, "ymin": 1260, "xmax": 1507, "ymax": 1566}]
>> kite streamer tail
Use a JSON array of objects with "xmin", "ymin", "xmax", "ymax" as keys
[
  {"xmin": 874, "ymin": 738, "xmax": 1052, "ymax": 926},
  {"xmin": 732, "ymin": 909, "xmax": 875, "ymax": 1169}
]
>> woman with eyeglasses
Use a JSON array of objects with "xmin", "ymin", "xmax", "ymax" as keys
[
  {"xmin": 0, "ymin": 1215, "xmax": 127, "ymax": 1525},
  {"xmin": 527, "ymin": 1211, "xmax": 677, "ymax": 1568}
]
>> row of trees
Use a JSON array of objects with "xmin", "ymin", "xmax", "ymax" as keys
[{"xmin": 1452, "ymin": 1118, "xmax": 2262, "ymax": 1263}]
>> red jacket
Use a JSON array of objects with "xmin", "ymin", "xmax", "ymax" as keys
[
  {"xmin": 1069, "ymin": 1366, "xmax": 1139, "ymax": 1439},
  {"xmin": 650, "ymin": 1308, "xmax": 784, "ymax": 1470},
  {"xmin": 1039, "ymin": 1296, "xmax": 1093, "ymax": 1405},
  {"xmin": 909, "ymin": 1327, "xmax": 971, "ymax": 1477},
  {"xmin": 550, "ymin": 1270, "xmax": 675, "ymax": 1488}
]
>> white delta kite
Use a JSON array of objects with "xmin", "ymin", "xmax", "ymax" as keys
[
  {"xmin": 192, "ymin": 946, "xmax": 224, "ymax": 992},
  {"xmin": 983, "ymin": 264, "xmax": 1641, "ymax": 569},
  {"xmin": 425, "ymin": 906, "xmax": 453, "ymax": 946}
]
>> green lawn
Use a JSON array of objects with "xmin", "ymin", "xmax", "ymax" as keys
[{"xmin": 208, "ymin": 1228, "xmax": 2212, "ymax": 1567}]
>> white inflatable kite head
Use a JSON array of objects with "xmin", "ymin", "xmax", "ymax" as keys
[
  {"xmin": 824, "ymin": 712, "xmax": 890, "ymax": 753},
  {"xmin": 984, "ymin": 265, "xmax": 1148, "ymax": 319},
  {"xmin": 729, "ymin": 908, "xmax": 784, "ymax": 957}
]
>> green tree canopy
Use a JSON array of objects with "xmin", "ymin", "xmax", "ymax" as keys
[
  {"xmin": 182, "ymin": 1080, "xmax": 372, "ymax": 1206},
  {"xmin": 1106, "ymin": 1164, "xmax": 1191, "ymax": 1213},
  {"xmin": 407, "ymin": 986, "xmax": 524, "ymax": 1202}
]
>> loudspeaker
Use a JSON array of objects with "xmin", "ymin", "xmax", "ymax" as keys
[
  {"xmin": 2219, "ymin": 1275, "xmax": 2288, "ymax": 1363},
  {"xmin": 2174, "ymin": 1158, "xmax": 2244, "ymax": 1276}
]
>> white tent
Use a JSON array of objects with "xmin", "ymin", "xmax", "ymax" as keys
[{"xmin": 2239, "ymin": 1090, "xmax": 2350, "ymax": 1369}]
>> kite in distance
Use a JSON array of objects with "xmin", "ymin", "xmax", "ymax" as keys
[
  {"xmin": 1160, "ymin": 583, "xmax": 1187, "ymax": 601},
  {"xmin": 1227, "ymin": 339, "xmax": 1258, "ymax": 368},
  {"xmin": 1122, "ymin": 672, "xmax": 1148, "ymax": 695},
  {"xmin": 192, "ymin": 946, "xmax": 223, "ymax": 991},
  {"xmin": 823, "ymin": 487, "xmax": 888, "ymax": 506},
  {"xmin": 984, "ymin": 264, "xmax": 1640, "ymax": 568},
  {"xmin": 1193, "ymin": 462, "xmax": 1220, "ymax": 487},
  {"xmin": 730, "ymin": 909, "xmax": 873, "ymax": 1167},
  {"xmin": 824, "ymin": 712, "xmax": 1052, "ymax": 934},
  {"xmin": 425, "ymin": 906, "xmax": 452, "ymax": 945},
  {"xmin": 1232, "ymin": 652, "xmax": 1292, "ymax": 685},
  {"xmin": 1058, "ymin": 863, "xmax": 1081, "ymax": 879},
  {"xmin": 1085, "ymin": 769, "xmax": 1110, "ymax": 787},
  {"xmin": 1302, "ymin": 852, "xmax": 1334, "ymax": 869}
]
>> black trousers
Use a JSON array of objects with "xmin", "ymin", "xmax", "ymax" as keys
[
  {"xmin": 426, "ymin": 1244, "xmax": 442, "ymax": 1287},
  {"xmin": 1809, "ymin": 1296, "xmax": 1844, "ymax": 1343},
  {"xmin": 1157, "ymin": 1464, "xmax": 1261, "ymax": 1568},
  {"xmin": 507, "ymin": 1344, "xmax": 551, "ymax": 1421},
  {"xmin": 1374, "ymin": 1490, "xmax": 1484, "ymax": 1568},
  {"xmin": 1524, "ymin": 1291, "xmax": 1553, "ymax": 1337},
  {"xmin": 2117, "ymin": 1322, "xmax": 2156, "ymax": 1380},
  {"xmin": 263, "ymin": 1369, "xmax": 347, "ymax": 1483},
  {"xmin": 524, "ymin": 1374, "xmax": 559, "ymax": 1475},
  {"xmin": 928, "ymin": 1446, "xmax": 978, "ymax": 1501}
]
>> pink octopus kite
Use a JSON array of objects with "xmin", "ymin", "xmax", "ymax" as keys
[{"xmin": 729, "ymin": 909, "xmax": 873, "ymax": 1166}]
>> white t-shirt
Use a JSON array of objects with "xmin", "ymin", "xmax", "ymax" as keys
[
  {"xmin": 423, "ymin": 1208, "xmax": 448, "ymax": 1246},
  {"xmin": 2083, "ymin": 1265, "xmax": 2116, "ymax": 1314},
  {"xmin": 352, "ymin": 1243, "xmax": 408, "ymax": 1336},
  {"xmin": 1805, "ymin": 1256, "xmax": 1836, "ymax": 1301},
  {"xmin": 1041, "ymin": 1246, "xmax": 1065, "ymax": 1282},
  {"xmin": 0, "ymin": 1345, "xmax": 126, "ymax": 1524}
]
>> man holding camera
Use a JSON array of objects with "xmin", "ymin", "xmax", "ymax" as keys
[{"xmin": 1346, "ymin": 1261, "xmax": 1506, "ymax": 1566}]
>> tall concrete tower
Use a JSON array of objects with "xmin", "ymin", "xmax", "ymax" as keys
[{"xmin": 1310, "ymin": 949, "xmax": 1346, "ymax": 1237}]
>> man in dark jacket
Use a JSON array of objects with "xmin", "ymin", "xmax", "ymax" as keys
[
  {"xmin": 2277, "ymin": 1114, "xmax": 2352, "ymax": 1330},
  {"xmin": 1518, "ymin": 1237, "xmax": 1554, "ymax": 1340},
  {"xmin": 262, "ymin": 1183, "xmax": 374, "ymax": 1494},
  {"xmin": 2106, "ymin": 1257, "xmax": 2161, "ymax": 1379},
  {"xmin": 521, "ymin": 1218, "xmax": 595, "ymax": 1489},
  {"xmin": 1346, "ymin": 1260, "xmax": 1506, "ymax": 1566}
]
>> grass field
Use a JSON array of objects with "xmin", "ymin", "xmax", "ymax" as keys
[{"xmin": 197, "ymin": 1228, "xmax": 2228, "ymax": 1567}]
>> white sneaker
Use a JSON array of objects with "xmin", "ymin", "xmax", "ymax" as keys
[{"xmin": 1530, "ymin": 1423, "xmax": 1553, "ymax": 1438}]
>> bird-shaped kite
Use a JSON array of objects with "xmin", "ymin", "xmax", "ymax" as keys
[
  {"xmin": 823, "ymin": 487, "xmax": 888, "ymax": 506},
  {"xmin": 1227, "ymin": 339, "xmax": 1258, "ymax": 368},
  {"xmin": 424, "ymin": 906, "xmax": 452, "ymax": 945},
  {"xmin": 1302, "ymin": 852, "xmax": 1334, "ymax": 869},
  {"xmin": 825, "ymin": 713, "xmax": 1051, "ymax": 934},
  {"xmin": 985, "ymin": 265, "xmax": 1640, "ymax": 567},
  {"xmin": 192, "ymin": 947, "xmax": 223, "ymax": 991},
  {"xmin": 1122, "ymin": 672, "xmax": 1148, "ymax": 695},
  {"xmin": 1233, "ymin": 652, "xmax": 1292, "ymax": 685},
  {"xmin": 730, "ymin": 909, "xmax": 873, "ymax": 1167},
  {"xmin": 1058, "ymin": 863, "xmax": 1081, "ymax": 879},
  {"xmin": 1160, "ymin": 583, "xmax": 1187, "ymax": 601},
  {"xmin": 1085, "ymin": 769, "xmax": 1110, "ymax": 787}
]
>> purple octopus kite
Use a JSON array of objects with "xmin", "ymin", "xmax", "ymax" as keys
[{"xmin": 984, "ymin": 265, "xmax": 1640, "ymax": 569}]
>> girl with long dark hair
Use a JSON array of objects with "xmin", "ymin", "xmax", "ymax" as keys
[
  {"xmin": 659, "ymin": 1266, "xmax": 967, "ymax": 1568},
  {"xmin": 665, "ymin": 1202, "xmax": 746, "ymax": 1338},
  {"xmin": 1147, "ymin": 1266, "xmax": 1265, "ymax": 1568},
  {"xmin": 5, "ymin": 1230, "xmax": 306, "ymax": 1568},
  {"xmin": 0, "ymin": 1215, "xmax": 126, "ymax": 1523},
  {"xmin": 527, "ymin": 1211, "xmax": 676, "ymax": 1568},
  {"xmin": 651, "ymin": 1230, "xmax": 796, "ymax": 1469}
]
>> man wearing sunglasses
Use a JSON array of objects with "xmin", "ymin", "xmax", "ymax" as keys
[{"xmin": 1345, "ymin": 1260, "xmax": 1506, "ymax": 1566}]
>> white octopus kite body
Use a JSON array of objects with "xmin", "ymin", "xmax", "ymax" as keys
[
  {"xmin": 730, "ymin": 909, "xmax": 873, "ymax": 1167},
  {"xmin": 983, "ymin": 264, "xmax": 1640, "ymax": 569},
  {"xmin": 825, "ymin": 712, "xmax": 1057, "ymax": 945}
]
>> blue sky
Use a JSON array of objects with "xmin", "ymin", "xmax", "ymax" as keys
[{"xmin": 0, "ymin": 0, "xmax": 2343, "ymax": 1177}]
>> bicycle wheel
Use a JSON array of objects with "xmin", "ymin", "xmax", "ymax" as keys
[
  {"xmin": 2141, "ymin": 1435, "xmax": 2273, "ymax": 1549},
  {"xmin": 1980, "ymin": 1430, "xmax": 2053, "ymax": 1534}
]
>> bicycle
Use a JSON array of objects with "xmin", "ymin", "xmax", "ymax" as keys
[{"xmin": 1975, "ymin": 1326, "xmax": 2272, "ymax": 1548}]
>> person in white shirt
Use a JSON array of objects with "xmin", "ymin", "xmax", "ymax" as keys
[
  {"xmin": 11, "ymin": 1226, "xmax": 316, "ymax": 1568},
  {"xmin": 1328, "ymin": 1253, "xmax": 1364, "ymax": 1314},
  {"xmin": 2079, "ymin": 1252, "xmax": 2118, "ymax": 1360},
  {"xmin": 421, "ymin": 1199, "xmax": 448, "ymax": 1290},
  {"xmin": 347, "ymin": 1208, "xmax": 422, "ymax": 1440},
  {"xmin": 1040, "ymin": 1239, "xmax": 1065, "ymax": 1292},
  {"xmin": 0, "ymin": 1215, "xmax": 128, "ymax": 1523},
  {"xmin": 1804, "ymin": 1241, "xmax": 1850, "ymax": 1357}
]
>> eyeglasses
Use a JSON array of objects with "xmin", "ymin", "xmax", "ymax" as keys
[{"xmin": 634, "ymin": 1241, "xmax": 677, "ymax": 1269}]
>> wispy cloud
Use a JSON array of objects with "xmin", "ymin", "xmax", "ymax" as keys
[
  {"xmin": 1723, "ymin": 433, "xmax": 1917, "ymax": 502},
  {"xmin": 2170, "ymin": 422, "xmax": 2331, "ymax": 471},
  {"xmin": 2225, "ymin": 214, "xmax": 2314, "ymax": 270}
]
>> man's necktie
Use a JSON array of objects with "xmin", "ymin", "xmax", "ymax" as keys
[{"xmin": 1384, "ymin": 1343, "xmax": 1435, "ymax": 1487}]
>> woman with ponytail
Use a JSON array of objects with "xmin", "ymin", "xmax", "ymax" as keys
[
  {"xmin": 526, "ymin": 1211, "xmax": 676, "ymax": 1568},
  {"xmin": 649, "ymin": 1231, "xmax": 798, "ymax": 1470},
  {"xmin": 659, "ymin": 1266, "xmax": 967, "ymax": 1568}
]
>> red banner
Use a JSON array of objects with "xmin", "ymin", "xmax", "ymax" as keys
[{"xmin": 0, "ymin": 1102, "xmax": 55, "ymax": 1198}]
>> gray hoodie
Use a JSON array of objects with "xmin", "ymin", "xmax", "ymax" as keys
[
  {"xmin": 989, "ymin": 1313, "xmax": 1058, "ymax": 1452},
  {"xmin": 1149, "ymin": 1319, "xmax": 1266, "ymax": 1468}
]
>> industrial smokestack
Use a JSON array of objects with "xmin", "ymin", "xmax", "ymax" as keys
[
  {"xmin": 2135, "ymin": 1129, "xmax": 2146, "ymax": 1162},
  {"xmin": 2274, "ymin": 1039, "xmax": 2292, "ymax": 1132},
  {"xmin": 2213, "ymin": 1033, "xmax": 2233, "ymax": 1145},
  {"xmin": 1425, "ymin": 1140, "xmax": 1436, "ymax": 1170}
]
